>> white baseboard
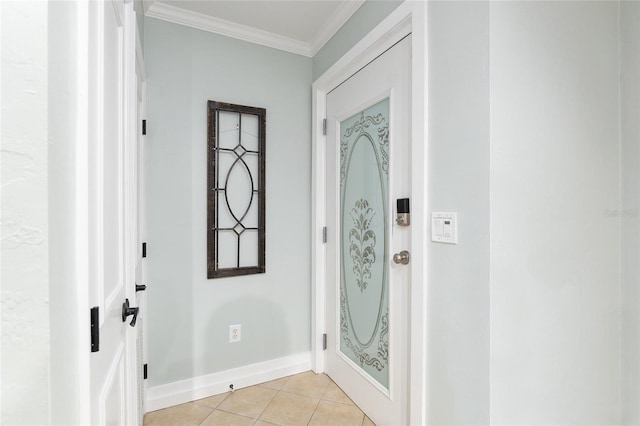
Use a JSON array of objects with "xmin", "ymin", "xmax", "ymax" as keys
[{"xmin": 146, "ymin": 352, "xmax": 312, "ymax": 412}]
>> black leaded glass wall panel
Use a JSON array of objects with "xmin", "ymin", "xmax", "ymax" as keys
[{"xmin": 207, "ymin": 101, "xmax": 266, "ymax": 278}]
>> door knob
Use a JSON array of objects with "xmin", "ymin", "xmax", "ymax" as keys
[
  {"xmin": 393, "ymin": 250, "xmax": 410, "ymax": 265},
  {"xmin": 122, "ymin": 298, "xmax": 139, "ymax": 327}
]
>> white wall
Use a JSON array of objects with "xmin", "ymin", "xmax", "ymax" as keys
[
  {"xmin": 1, "ymin": 1, "xmax": 51, "ymax": 424},
  {"xmin": 621, "ymin": 1, "xmax": 640, "ymax": 423},
  {"xmin": 144, "ymin": 18, "xmax": 312, "ymax": 387},
  {"xmin": 490, "ymin": 2, "xmax": 621, "ymax": 423},
  {"xmin": 47, "ymin": 1, "xmax": 93, "ymax": 424},
  {"xmin": 427, "ymin": 2, "xmax": 490, "ymax": 424}
]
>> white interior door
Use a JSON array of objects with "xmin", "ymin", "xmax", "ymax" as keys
[
  {"xmin": 325, "ymin": 35, "xmax": 412, "ymax": 426},
  {"xmin": 88, "ymin": 0, "xmax": 139, "ymax": 424}
]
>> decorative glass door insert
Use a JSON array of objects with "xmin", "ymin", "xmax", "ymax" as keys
[{"xmin": 339, "ymin": 98, "xmax": 389, "ymax": 390}]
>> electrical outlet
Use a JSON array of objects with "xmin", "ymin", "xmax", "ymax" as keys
[{"xmin": 229, "ymin": 325, "xmax": 241, "ymax": 343}]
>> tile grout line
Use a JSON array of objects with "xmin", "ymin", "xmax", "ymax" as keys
[
  {"xmin": 202, "ymin": 408, "xmax": 258, "ymax": 425},
  {"xmin": 196, "ymin": 391, "xmax": 233, "ymax": 426},
  {"xmin": 256, "ymin": 373, "xmax": 331, "ymax": 426},
  {"xmin": 305, "ymin": 392, "xmax": 322, "ymax": 425},
  {"xmin": 251, "ymin": 385, "xmax": 282, "ymax": 425},
  {"xmin": 322, "ymin": 379, "xmax": 369, "ymax": 426},
  {"xmin": 197, "ymin": 387, "xmax": 274, "ymax": 426},
  {"xmin": 305, "ymin": 378, "xmax": 332, "ymax": 425}
]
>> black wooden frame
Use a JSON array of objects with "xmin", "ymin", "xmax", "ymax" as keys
[{"xmin": 207, "ymin": 100, "xmax": 266, "ymax": 279}]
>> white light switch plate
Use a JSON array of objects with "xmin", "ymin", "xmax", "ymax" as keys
[{"xmin": 432, "ymin": 212, "xmax": 458, "ymax": 244}]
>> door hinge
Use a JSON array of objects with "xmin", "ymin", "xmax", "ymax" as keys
[
  {"xmin": 322, "ymin": 119, "xmax": 327, "ymax": 136},
  {"xmin": 142, "ymin": 120, "xmax": 147, "ymax": 135},
  {"xmin": 143, "ymin": 364, "xmax": 148, "ymax": 380},
  {"xmin": 322, "ymin": 227, "xmax": 327, "ymax": 243},
  {"xmin": 142, "ymin": 242, "xmax": 147, "ymax": 258},
  {"xmin": 323, "ymin": 333, "xmax": 327, "ymax": 351},
  {"xmin": 90, "ymin": 307, "xmax": 100, "ymax": 353}
]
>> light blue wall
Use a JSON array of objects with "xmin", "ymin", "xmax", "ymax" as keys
[
  {"xmin": 621, "ymin": 1, "xmax": 640, "ymax": 423},
  {"xmin": 490, "ymin": 2, "xmax": 621, "ymax": 423},
  {"xmin": 430, "ymin": 3, "xmax": 630, "ymax": 424},
  {"xmin": 312, "ymin": 0, "xmax": 402, "ymax": 80},
  {"xmin": 144, "ymin": 17, "xmax": 312, "ymax": 387},
  {"xmin": 427, "ymin": 2, "xmax": 490, "ymax": 424}
]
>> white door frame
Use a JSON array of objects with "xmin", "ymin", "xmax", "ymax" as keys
[
  {"xmin": 311, "ymin": 2, "xmax": 428, "ymax": 425},
  {"xmin": 134, "ymin": 19, "xmax": 149, "ymax": 422},
  {"xmin": 124, "ymin": 4, "xmax": 141, "ymax": 424}
]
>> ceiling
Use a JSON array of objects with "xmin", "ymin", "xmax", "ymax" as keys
[{"xmin": 144, "ymin": 0, "xmax": 366, "ymax": 57}]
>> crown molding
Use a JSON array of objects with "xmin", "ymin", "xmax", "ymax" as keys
[
  {"xmin": 309, "ymin": 0, "xmax": 365, "ymax": 57},
  {"xmin": 142, "ymin": 0, "xmax": 154, "ymax": 14},
  {"xmin": 144, "ymin": 1, "xmax": 365, "ymax": 58},
  {"xmin": 145, "ymin": 1, "xmax": 312, "ymax": 57}
]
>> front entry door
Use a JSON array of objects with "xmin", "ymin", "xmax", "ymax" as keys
[{"xmin": 325, "ymin": 35, "xmax": 411, "ymax": 426}]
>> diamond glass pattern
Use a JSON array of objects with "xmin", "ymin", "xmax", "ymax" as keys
[{"xmin": 208, "ymin": 101, "xmax": 266, "ymax": 278}]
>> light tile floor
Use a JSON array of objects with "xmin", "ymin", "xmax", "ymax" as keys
[{"xmin": 144, "ymin": 371, "xmax": 376, "ymax": 426}]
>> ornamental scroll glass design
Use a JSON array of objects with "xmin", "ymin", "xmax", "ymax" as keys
[
  {"xmin": 207, "ymin": 101, "xmax": 265, "ymax": 279},
  {"xmin": 339, "ymin": 98, "xmax": 390, "ymax": 390}
]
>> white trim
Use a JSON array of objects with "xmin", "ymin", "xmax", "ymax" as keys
[
  {"xmin": 311, "ymin": 3, "xmax": 428, "ymax": 425},
  {"xmin": 75, "ymin": 0, "xmax": 92, "ymax": 422},
  {"xmin": 134, "ymin": 9, "xmax": 148, "ymax": 422},
  {"xmin": 146, "ymin": 352, "xmax": 312, "ymax": 412},
  {"xmin": 123, "ymin": 2, "xmax": 141, "ymax": 425},
  {"xmin": 308, "ymin": 0, "xmax": 365, "ymax": 57},
  {"xmin": 142, "ymin": 0, "xmax": 153, "ymax": 15},
  {"xmin": 408, "ymin": 5, "xmax": 428, "ymax": 424},
  {"xmin": 135, "ymin": 19, "xmax": 146, "ymax": 82},
  {"xmin": 144, "ymin": 0, "xmax": 363, "ymax": 58}
]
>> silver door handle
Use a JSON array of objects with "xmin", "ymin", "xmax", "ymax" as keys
[{"xmin": 393, "ymin": 250, "xmax": 410, "ymax": 265}]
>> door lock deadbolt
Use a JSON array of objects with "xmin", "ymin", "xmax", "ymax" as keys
[{"xmin": 396, "ymin": 198, "xmax": 410, "ymax": 226}]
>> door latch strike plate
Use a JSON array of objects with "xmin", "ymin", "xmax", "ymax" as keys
[
  {"xmin": 90, "ymin": 306, "xmax": 99, "ymax": 353},
  {"xmin": 323, "ymin": 333, "xmax": 327, "ymax": 351}
]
